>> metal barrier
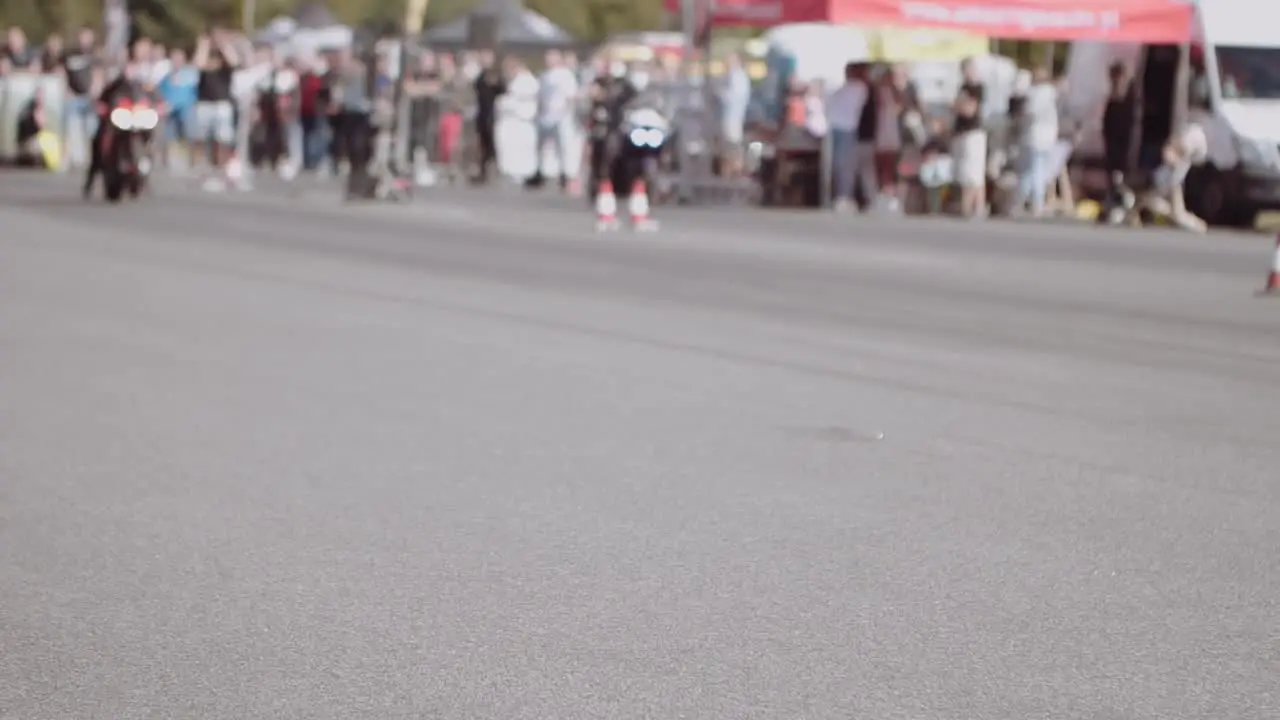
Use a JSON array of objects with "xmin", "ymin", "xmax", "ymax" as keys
[{"xmin": 0, "ymin": 73, "xmax": 68, "ymax": 162}]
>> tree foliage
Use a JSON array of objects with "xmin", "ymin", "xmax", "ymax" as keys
[
  {"xmin": 1, "ymin": 0, "xmax": 1062, "ymax": 71},
  {"xmin": 0, "ymin": 0, "xmax": 669, "ymax": 46}
]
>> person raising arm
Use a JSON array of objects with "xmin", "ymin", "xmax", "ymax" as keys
[{"xmin": 192, "ymin": 29, "xmax": 240, "ymax": 190}]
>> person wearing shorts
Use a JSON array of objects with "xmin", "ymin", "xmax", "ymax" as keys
[
  {"xmin": 192, "ymin": 30, "xmax": 239, "ymax": 190},
  {"xmin": 952, "ymin": 58, "xmax": 987, "ymax": 218}
]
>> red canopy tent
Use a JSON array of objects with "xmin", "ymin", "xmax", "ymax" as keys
[{"xmin": 664, "ymin": 0, "xmax": 1194, "ymax": 43}]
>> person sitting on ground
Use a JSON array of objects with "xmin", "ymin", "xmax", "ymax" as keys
[
  {"xmin": 1135, "ymin": 122, "xmax": 1209, "ymax": 232},
  {"xmin": 16, "ymin": 87, "xmax": 46, "ymax": 164},
  {"xmin": 918, "ymin": 116, "xmax": 953, "ymax": 215}
]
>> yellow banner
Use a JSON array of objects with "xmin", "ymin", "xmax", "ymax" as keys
[
  {"xmin": 865, "ymin": 27, "xmax": 989, "ymax": 62},
  {"xmin": 405, "ymin": 0, "xmax": 430, "ymax": 34}
]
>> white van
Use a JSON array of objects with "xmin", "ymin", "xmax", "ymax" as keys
[{"xmin": 1064, "ymin": 0, "xmax": 1280, "ymax": 226}]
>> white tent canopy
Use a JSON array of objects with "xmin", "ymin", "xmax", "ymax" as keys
[
  {"xmin": 421, "ymin": 0, "xmax": 574, "ymax": 49},
  {"xmin": 256, "ymin": 16, "xmax": 352, "ymax": 56}
]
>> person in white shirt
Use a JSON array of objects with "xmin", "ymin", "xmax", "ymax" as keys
[
  {"xmin": 803, "ymin": 79, "xmax": 828, "ymax": 138},
  {"xmin": 497, "ymin": 57, "xmax": 540, "ymax": 181},
  {"xmin": 460, "ymin": 51, "xmax": 481, "ymax": 82},
  {"xmin": 528, "ymin": 49, "xmax": 581, "ymax": 189},
  {"xmin": 825, "ymin": 62, "xmax": 872, "ymax": 211},
  {"xmin": 952, "ymin": 57, "xmax": 988, "ymax": 218},
  {"xmin": 1013, "ymin": 66, "xmax": 1059, "ymax": 217},
  {"xmin": 130, "ymin": 37, "xmax": 156, "ymax": 85},
  {"xmin": 718, "ymin": 53, "xmax": 751, "ymax": 177},
  {"xmin": 254, "ymin": 55, "xmax": 301, "ymax": 177}
]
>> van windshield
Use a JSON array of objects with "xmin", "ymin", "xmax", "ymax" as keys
[{"xmin": 1216, "ymin": 46, "xmax": 1280, "ymax": 100}]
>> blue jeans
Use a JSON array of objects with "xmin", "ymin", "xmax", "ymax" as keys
[
  {"xmin": 832, "ymin": 129, "xmax": 857, "ymax": 201},
  {"xmin": 831, "ymin": 130, "xmax": 876, "ymax": 203},
  {"xmin": 286, "ymin": 120, "xmax": 303, "ymax": 167},
  {"xmin": 536, "ymin": 118, "xmax": 582, "ymax": 179},
  {"xmin": 1017, "ymin": 147, "xmax": 1052, "ymax": 215},
  {"xmin": 167, "ymin": 106, "xmax": 192, "ymax": 143},
  {"xmin": 62, "ymin": 95, "xmax": 97, "ymax": 169},
  {"xmin": 302, "ymin": 115, "xmax": 329, "ymax": 170}
]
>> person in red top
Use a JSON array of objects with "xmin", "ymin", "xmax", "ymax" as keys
[
  {"xmin": 298, "ymin": 58, "xmax": 329, "ymax": 171},
  {"xmin": 435, "ymin": 53, "xmax": 466, "ymax": 178}
]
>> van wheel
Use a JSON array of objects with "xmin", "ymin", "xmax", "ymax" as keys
[
  {"xmin": 1186, "ymin": 166, "xmax": 1254, "ymax": 228},
  {"xmin": 1226, "ymin": 207, "xmax": 1258, "ymax": 229}
]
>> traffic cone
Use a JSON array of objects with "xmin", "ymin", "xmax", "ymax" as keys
[
  {"xmin": 595, "ymin": 180, "xmax": 619, "ymax": 231},
  {"xmin": 628, "ymin": 179, "xmax": 657, "ymax": 231},
  {"xmin": 1262, "ymin": 233, "xmax": 1280, "ymax": 294}
]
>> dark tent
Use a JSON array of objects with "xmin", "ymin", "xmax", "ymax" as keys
[
  {"xmin": 294, "ymin": 2, "xmax": 339, "ymax": 29},
  {"xmin": 421, "ymin": 0, "xmax": 575, "ymax": 50}
]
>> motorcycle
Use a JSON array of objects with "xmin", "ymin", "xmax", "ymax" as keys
[
  {"xmin": 99, "ymin": 96, "xmax": 160, "ymax": 202},
  {"xmin": 588, "ymin": 105, "xmax": 669, "ymax": 205}
]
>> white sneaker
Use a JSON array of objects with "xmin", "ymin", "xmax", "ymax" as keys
[{"xmin": 202, "ymin": 177, "xmax": 226, "ymax": 192}]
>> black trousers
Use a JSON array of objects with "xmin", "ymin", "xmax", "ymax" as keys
[
  {"xmin": 327, "ymin": 112, "xmax": 347, "ymax": 171},
  {"xmin": 474, "ymin": 118, "xmax": 496, "ymax": 181},
  {"xmin": 589, "ymin": 136, "xmax": 610, "ymax": 187},
  {"xmin": 82, "ymin": 125, "xmax": 108, "ymax": 196},
  {"xmin": 259, "ymin": 113, "xmax": 286, "ymax": 168},
  {"xmin": 409, "ymin": 102, "xmax": 439, "ymax": 155},
  {"xmin": 336, "ymin": 111, "xmax": 374, "ymax": 198}
]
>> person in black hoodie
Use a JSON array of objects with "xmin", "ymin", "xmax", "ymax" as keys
[
  {"xmin": 853, "ymin": 64, "xmax": 879, "ymax": 210},
  {"xmin": 471, "ymin": 51, "xmax": 506, "ymax": 184},
  {"xmin": 585, "ymin": 57, "xmax": 638, "ymax": 198},
  {"xmin": 1102, "ymin": 61, "xmax": 1136, "ymax": 210},
  {"xmin": 16, "ymin": 87, "xmax": 47, "ymax": 163}
]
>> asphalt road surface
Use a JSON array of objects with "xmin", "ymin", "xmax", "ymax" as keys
[{"xmin": 2, "ymin": 172, "xmax": 1278, "ymax": 719}]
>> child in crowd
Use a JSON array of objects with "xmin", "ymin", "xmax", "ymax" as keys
[{"xmin": 917, "ymin": 116, "xmax": 952, "ymax": 214}]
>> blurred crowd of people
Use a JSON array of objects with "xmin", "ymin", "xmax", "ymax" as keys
[
  {"xmin": 804, "ymin": 57, "xmax": 1070, "ymax": 218},
  {"xmin": 1, "ymin": 22, "xmax": 707, "ymax": 193},
  {"xmin": 4, "ymin": 21, "xmax": 1199, "ymax": 226},
  {"xmin": 786, "ymin": 54, "xmax": 1198, "ymax": 226}
]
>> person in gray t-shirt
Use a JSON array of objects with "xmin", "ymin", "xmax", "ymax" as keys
[
  {"xmin": 339, "ymin": 60, "xmax": 369, "ymax": 114},
  {"xmin": 328, "ymin": 50, "xmax": 372, "ymax": 186},
  {"xmin": 334, "ymin": 48, "xmax": 387, "ymax": 198}
]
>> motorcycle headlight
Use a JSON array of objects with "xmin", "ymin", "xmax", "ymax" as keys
[
  {"xmin": 628, "ymin": 128, "xmax": 664, "ymax": 148},
  {"xmin": 109, "ymin": 107, "xmax": 133, "ymax": 130},
  {"xmin": 133, "ymin": 108, "xmax": 159, "ymax": 130}
]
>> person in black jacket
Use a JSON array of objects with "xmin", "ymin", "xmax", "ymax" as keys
[
  {"xmin": 585, "ymin": 59, "xmax": 637, "ymax": 196},
  {"xmin": 1101, "ymin": 61, "xmax": 1136, "ymax": 218},
  {"xmin": 471, "ymin": 51, "xmax": 506, "ymax": 184}
]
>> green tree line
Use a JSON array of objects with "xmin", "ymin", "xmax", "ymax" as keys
[
  {"xmin": 0, "ymin": 0, "xmax": 669, "ymax": 46},
  {"xmin": 0, "ymin": 0, "xmax": 1061, "ymax": 70}
]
